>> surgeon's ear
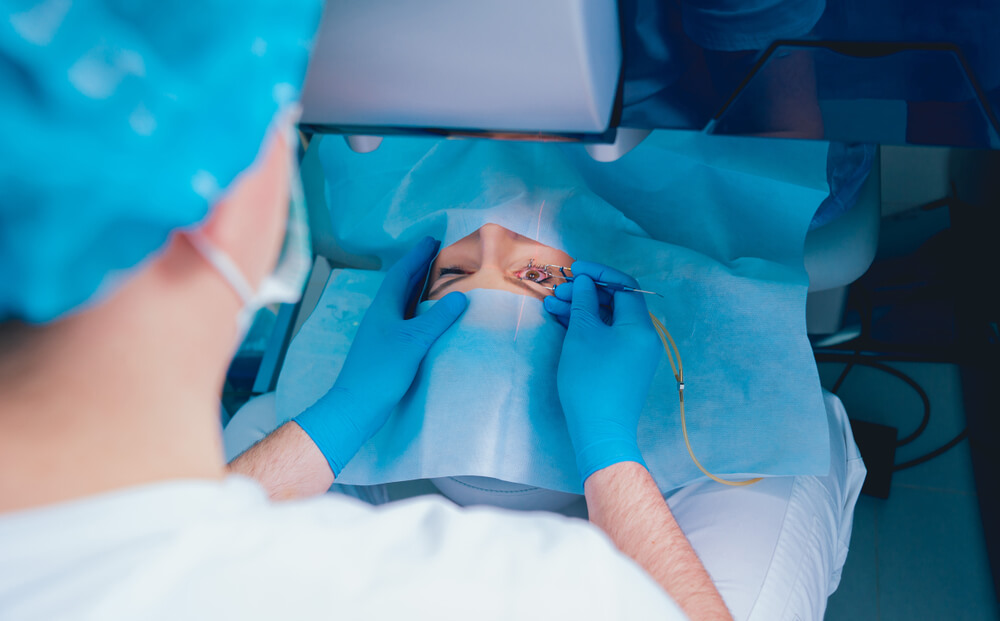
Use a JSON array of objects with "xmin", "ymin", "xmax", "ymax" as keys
[{"xmin": 195, "ymin": 115, "xmax": 297, "ymax": 289}]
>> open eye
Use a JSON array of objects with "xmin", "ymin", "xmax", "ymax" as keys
[{"xmin": 514, "ymin": 260, "xmax": 551, "ymax": 284}]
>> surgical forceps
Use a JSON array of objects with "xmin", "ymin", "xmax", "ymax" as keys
[{"xmin": 520, "ymin": 261, "xmax": 663, "ymax": 297}]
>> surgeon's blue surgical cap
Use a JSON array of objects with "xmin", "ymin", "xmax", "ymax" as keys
[{"xmin": 0, "ymin": 0, "xmax": 322, "ymax": 322}]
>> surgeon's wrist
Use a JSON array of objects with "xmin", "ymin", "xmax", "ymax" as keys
[
  {"xmin": 293, "ymin": 387, "xmax": 370, "ymax": 478},
  {"xmin": 574, "ymin": 437, "xmax": 646, "ymax": 487}
]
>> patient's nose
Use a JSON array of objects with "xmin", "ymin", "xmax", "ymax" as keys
[{"xmin": 478, "ymin": 223, "xmax": 518, "ymax": 268}]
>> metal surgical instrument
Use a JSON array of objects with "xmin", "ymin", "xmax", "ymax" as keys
[{"xmin": 539, "ymin": 264, "xmax": 663, "ymax": 297}]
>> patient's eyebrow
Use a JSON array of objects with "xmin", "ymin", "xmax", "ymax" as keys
[
  {"xmin": 426, "ymin": 273, "xmax": 546, "ymax": 301},
  {"xmin": 428, "ymin": 274, "xmax": 469, "ymax": 299}
]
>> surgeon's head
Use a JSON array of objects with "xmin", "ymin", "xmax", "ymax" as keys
[
  {"xmin": 0, "ymin": 1, "xmax": 318, "ymax": 391},
  {"xmin": 0, "ymin": 116, "xmax": 297, "ymax": 374},
  {"xmin": 424, "ymin": 224, "xmax": 574, "ymax": 301},
  {"xmin": 0, "ymin": 1, "xmax": 321, "ymax": 511},
  {"xmin": 0, "ymin": 1, "xmax": 319, "ymax": 326}
]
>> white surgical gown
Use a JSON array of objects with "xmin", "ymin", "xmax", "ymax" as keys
[{"xmin": 0, "ymin": 476, "xmax": 686, "ymax": 620}]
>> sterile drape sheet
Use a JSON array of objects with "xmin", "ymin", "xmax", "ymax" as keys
[{"xmin": 277, "ymin": 131, "xmax": 832, "ymax": 494}]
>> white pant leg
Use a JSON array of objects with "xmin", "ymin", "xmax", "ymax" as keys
[
  {"xmin": 222, "ymin": 393, "xmax": 391, "ymax": 505},
  {"xmin": 664, "ymin": 391, "xmax": 866, "ymax": 621}
]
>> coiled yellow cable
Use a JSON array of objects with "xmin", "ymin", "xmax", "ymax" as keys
[{"xmin": 649, "ymin": 312, "xmax": 762, "ymax": 487}]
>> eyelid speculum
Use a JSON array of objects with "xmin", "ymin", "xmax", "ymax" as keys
[
  {"xmin": 515, "ymin": 259, "xmax": 573, "ymax": 291},
  {"xmin": 541, "ymin": 264, "xmax": 573, "ymax": 280}
]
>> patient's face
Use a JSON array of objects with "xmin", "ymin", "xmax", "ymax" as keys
[{"xmin": 424, "ymin": 224, "xmax": 574, "ymax": 301}]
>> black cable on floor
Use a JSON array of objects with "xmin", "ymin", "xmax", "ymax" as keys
[
  {"xmin": 817, "ymin": 353, "xmax": 972, "ymax": 472},
  {"xmin": 830, "ymin": 358, "xmax": 855, "ymax": 394},
  {"xmin": 894, "ymin": 428, "xmax": 970, "ymax": 472},
  {"xmin": 818, "ymin": 354, "xmax": 932, "ymax": 448}
]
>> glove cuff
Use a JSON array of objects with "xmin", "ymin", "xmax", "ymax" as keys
[
  {"xmin": 293, "ymin": 388, "xmax": 367, "ymax": 478},
  {"xmin": 575, "ymin": 438, "xmax": 647, "ymax": 486}
]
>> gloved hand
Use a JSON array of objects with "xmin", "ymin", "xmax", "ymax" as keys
[
  {"xmin": 542, "ymin": 261, "xmax": 662, "ymax": 485},
  {"xmin": 295, "ymin": 237, "xmax": 467, "ymax": 477},
  {"xmin": 543, "ymin": 278, "xmax": 613, "ymax": 328}
]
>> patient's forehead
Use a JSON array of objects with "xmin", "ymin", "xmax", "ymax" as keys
[{"xmin": 440, "ymin": 223, "xmax": 565, "ymax": 252}]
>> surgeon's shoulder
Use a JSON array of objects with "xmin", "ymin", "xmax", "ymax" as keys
[{"xmin": 221, "ymin": 484, "xmax": 686, "ymax": 619}]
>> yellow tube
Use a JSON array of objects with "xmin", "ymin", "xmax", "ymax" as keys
[{"xmin": 649, "ymin": 312, "xmax": 762, "ymax": 487}]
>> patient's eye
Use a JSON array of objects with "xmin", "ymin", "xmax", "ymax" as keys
[
  {"xmin": 514, "ymin": 259, "xmax": 551, "ymax": 284},
  {"xmin": 438, "ymin": 266, "xmax": 468, "ymax": 278}
]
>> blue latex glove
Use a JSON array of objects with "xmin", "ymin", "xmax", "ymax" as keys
[
  {"xmin": 543, "ymin": 261, "xmax": 663, "ymax": 485},
  {"xmin": 295, "ymin": 237, "xmax": 468, "ymax": 476},
  {"xmin": 543, "ymin": 279, "xmax": 613, "ymax": 328}
]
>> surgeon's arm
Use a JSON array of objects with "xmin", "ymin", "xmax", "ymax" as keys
[
  {"xmin": 545, "ymin": 262, "xmax": 732, "ymax": 620},
  {"xmin": 228, "ymin": 422, "xmax": 333, "ymax": 500},
  {"xmin": 229, "ymin": 237, "xmax": 467, "ymax": 499},
  {"xmin": 586, "ymin": 462, "xmax": 731, "ymax": 620}
]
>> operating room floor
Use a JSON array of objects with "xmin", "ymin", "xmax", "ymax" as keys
[{"xmin": 819, "ymin": 362, "xmax": 999, "ymax": 621}]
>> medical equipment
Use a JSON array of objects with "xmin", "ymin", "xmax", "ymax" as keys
[
  {"xmin": 300, "ymin": 0, "xmax": 621, "ymax": 142},
  {"xmin": 521, "ymin": 262, "xmax": 663, "ymax": 297},
  {"xmin": 300, "ymin": 0, "xmax": 1000, "ymax": 153},
  {"xmin": 649, "ymin": 312, "xmax": 762, "ymax": 487}
]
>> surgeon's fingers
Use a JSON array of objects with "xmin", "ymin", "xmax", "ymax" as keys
[
  {"xmin": 568, "ymin": 275, "xmax": 601, "ymax": 326},
  {"xmin": 377, "ymin": 237, "xmax": 438, "ymax": 313},
  {"xmin": 611, "ymin": 289, "xmax": 652, "ymax": 328},
  {"xmin": 401, "ymin": 291, "xmax": 467, "ymax": 350},
  {"xmin": 543, "ymin": 295, "xmax": 571, "ymax": 326},
  {"xmin": 569, "ymin": 261, "xmax": 640, "ymax": 289},
  {"xmin": 553, "ymin": 282, "xmax": 613, "ymax": 308}
]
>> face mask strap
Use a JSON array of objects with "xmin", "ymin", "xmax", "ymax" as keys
[
  {"xmin": 186, "ymin": 232, "xmax": 256, "ymax": 305},
  {"xmin": 256, "ymin": 147, "xmax": 312, "ymax": 305},
  {"xmin": 186, "ymin": 108, "xmax": 312, "ymax": 338}
]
